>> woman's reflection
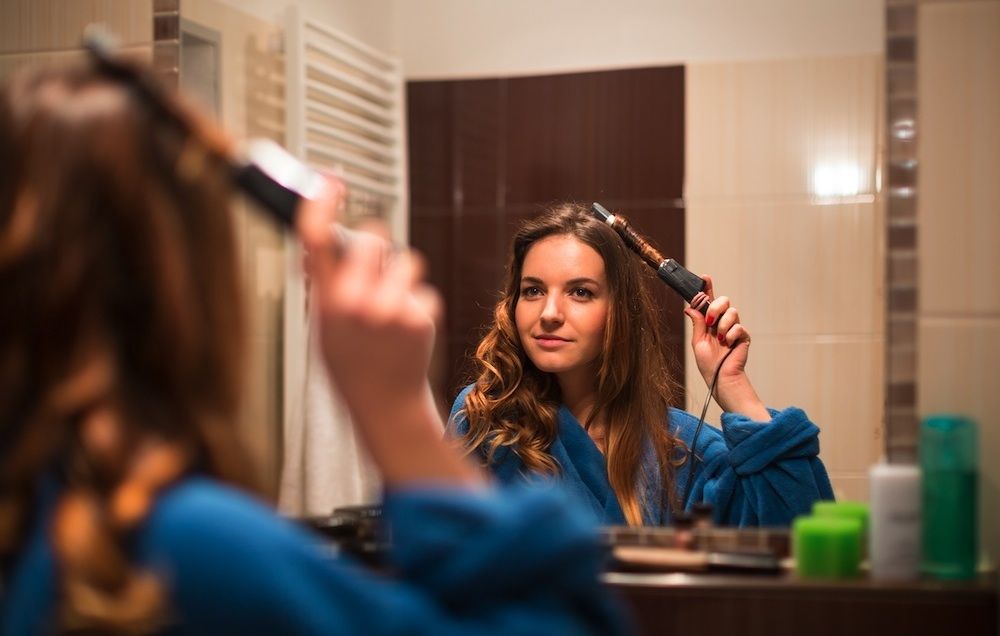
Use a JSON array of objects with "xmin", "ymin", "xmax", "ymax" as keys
[{"xmin": 448, "ymin": 203, "xmax": 833, "ymax": 527}]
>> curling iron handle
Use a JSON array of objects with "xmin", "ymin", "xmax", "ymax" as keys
[{"xmin": 657, "ymin": 260, "xmax": 709, "ymax": 315}]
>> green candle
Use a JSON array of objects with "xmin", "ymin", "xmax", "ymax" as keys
[
  {"xmin": 793, "ymin": 515, "xmax": 863, "ymax": 579},
  {"xmin": 813, "ymin": 501, "xmax": 870, "ymax": 557}
]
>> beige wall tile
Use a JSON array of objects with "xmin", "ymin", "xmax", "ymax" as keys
[
  {"xmin": 686, "ymin": 335, "xmax": 883, "ymax": 477},
  {"xmin": 0, "ymin": 45, "xmax": 154, "ymax": 79},
  {"xmin": 918, "ymin": 0, "xmax": 1000, "ymax": 569},
  {"xmin": 0, "ymin": 0, "xmax": 153, "ymax": 82},
  {"xmin": 686, "ymin": 56, "xmax": 880, "ymax": 200},
  {"xmin": 827, "ymin": 473, "xmax": 871, "ymax": 503},
  {"xmin": 686, "ymin": 199, "xmax": 883, "ymax": 338},
  {"xmin": 919, "ymin": 317, "xmax": 1000, "ymax": 570},
  {"xmin": 918, "ymin": 1, "xmax": 1000, "ymax": 316},
  {"xmin": 242, "ymin": 333, "xmax": 284, "ymax": 500},
  {"xmin": 749, "ymin": 336, "xmax": 882, "ymax": 474},
  {"xmin": 180, "ymin": 1, "xmax": 287, "ymax": 495},
  {"xmin": 685, "ymin": 54, "xmax": 885, "ymax": 511},
  {"xmin": 0, "ymin": 0, "xmax": 152, "ymax": 54}
]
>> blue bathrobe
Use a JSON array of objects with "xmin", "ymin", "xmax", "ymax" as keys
[
  {"xmin": 1, "ymin": 476, "xmax": 628, "ymax": 635},
  {"xmin": 449, "ymin": 385, "xmax": 834, "ymax": 527}
]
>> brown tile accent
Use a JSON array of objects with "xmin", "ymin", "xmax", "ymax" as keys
[
  {"xmin": 887, "ymin": 36, "xmax": 916, "ymax": 63},
  {"xmin": 889, "ymin": 286, "xmax": 917, "ymax": 312},
  {"xmin": 888, "ymin": 381, "xmax": 916, "ymax": 405},
  {"xmin": 888, "ymin": 66, "xmax": 916, "ymax": 95},
  {"xmin": 152, "ymin": 40, "xmax": 177, "ymax": 71},
  {"xmin": 884, "ymin": 0, "xmax": 919, "ymax": 463},
  {"xmin": 887, "ymin": 4, "xmax": 917, "ymax": 34},
  {"xmin": 888, "ymin": 194, "xmax": 916, "ymax": 220},
  {"xmin": 151, "ymin": 0, "xmax": 178, "ymax": 89},
  {"xmin": 889, "ymin": 224, "xmax": 917, "ymax": 249},
  {"xmin": 887, "ymin": 347, "xmax": 916, "ymax": 383},
  {"xmin": 888, "ymin": 254, "xmax": 917, "ymax": 287},
  {"xmin": 888, "ymin": 316, "xmax": 916, "ymax": 348},
  {"xmin": 153, "ymin": 13, "xmax": 179, "ymax": 41},
  {"xmin": 888, "ymin": 163, "xmax": 917, "ymax": 187},
  {"xmin": 889, "ymin": 136, "xmax": 916, "ymax": 164},
  {"xmin": 889, "ymin": 96, "xmax": 915, "ymax": 128}
]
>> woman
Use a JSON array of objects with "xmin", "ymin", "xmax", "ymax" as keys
[
  {"xmin": 0, "ymin": 63, "xmax": 626, "ymax": 634},
  {"xmin": 450, "ymin": 204, "xmax": 833, "ymax": 527}
]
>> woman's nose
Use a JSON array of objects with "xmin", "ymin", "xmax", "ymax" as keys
[{"xmin": 540, "ymin": 294, "xmax": 564, "ymax": 324}]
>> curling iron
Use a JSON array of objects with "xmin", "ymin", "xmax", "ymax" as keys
[
  {"xmin": 82, "ymin": 28, "xmax": 341, "ymax": 234},
  {"xmin": 590, "ymin": 203, "xmax": 710, "ymax": 315}
]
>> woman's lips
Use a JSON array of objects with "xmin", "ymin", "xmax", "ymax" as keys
[{"xmin": 534, "ymin": 335, "xmax": 570, "ymax": 350}]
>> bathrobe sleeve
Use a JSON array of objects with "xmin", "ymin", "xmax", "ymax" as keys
[
  {"xmin": 671, "ymin": 406, "xmax": 835, "ymax": 526},
  {"xmin": 140, "ymin": 479, "xmax": 628, "ymax": 636},
  {"xmin": 2, "ymin": 477, "xmax": 628, "ymax": 636}
]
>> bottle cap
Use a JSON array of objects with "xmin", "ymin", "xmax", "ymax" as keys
[{"xmin": 921, "ymin": 415, "xmax": 978, "ymax": 471}]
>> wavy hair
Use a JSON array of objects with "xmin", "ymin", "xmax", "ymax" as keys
[
  {"xmin": 457, "ymin": 203, "xmax": 684, "ymax": 526},
  {"xmin": 0, "ymin": 61, "xmax": 255, "ymax": 632}
]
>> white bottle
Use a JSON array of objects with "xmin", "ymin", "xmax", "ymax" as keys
[{"xmin": 868, "ymin": 462, "xmax": 922, "ymax": 580}]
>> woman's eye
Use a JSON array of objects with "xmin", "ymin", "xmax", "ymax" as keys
[
  {"xmin": 571, "ymin": 288, "xmax": 594, "ymax": 299},
  {"xmin": 521, "ymin": 286, "xmax": 542, "ymax": 298}
]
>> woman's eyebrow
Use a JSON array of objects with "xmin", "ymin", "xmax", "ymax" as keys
[{"xmin": 520, "ymin": 276, "xmax": 601, "ymax": 286}]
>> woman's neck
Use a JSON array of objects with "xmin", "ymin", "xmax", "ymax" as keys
[{"xmin": 556, "ymin": 367, "xmax": 604, "ymax": 447}]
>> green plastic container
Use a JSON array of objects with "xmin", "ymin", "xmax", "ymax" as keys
[
  {"xmin": 793, "ymin": 515, "xmax": 863, "ymax": 579},
  {"xmin": 920, "ymin": 415, "xmax": 978, "ymax": 580}
]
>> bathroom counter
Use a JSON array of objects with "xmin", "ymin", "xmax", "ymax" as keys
[{"xmin": 605, "ymin": 570, "xmax": 998, "ymax": 636}]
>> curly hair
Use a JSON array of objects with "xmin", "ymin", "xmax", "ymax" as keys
[
  {"xmin": 0, "ymin": 61, "xmax": 255, "ymax": 633},
  {"xmin": 456, "ymin": 203, "xmax": 684, "ymax": 526}
]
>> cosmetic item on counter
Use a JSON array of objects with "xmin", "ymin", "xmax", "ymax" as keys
[
  {"xmin": 921, "ymin": 415, "xmax": 979, "ymax": 580},
  {"xmin": 869, "ymin": 462, "xmax": 921, "ymax": 580},
  {"xmin": 813, "ymin": 501, "xmax": 869, "ymax": 558},
  {"xmin": 692, "ymin": 502, "xmax": 715, "ymax": 531},
  {"xmin": 673, "ymin": 511, "xmax": 695, "ymax": 551},
  {"xmin": 609, "ymin": 546, "xmax": 783, "ymax": 575},
  {"xmin": 793, "ymin": 515, "xmax": 862, "ymax": 579},
  {"xmin": 612, "ymin": 546, "xmax": 710, "ymax": 572}
]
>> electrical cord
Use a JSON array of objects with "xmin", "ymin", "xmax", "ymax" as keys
[{"xmin": 681, "ymin": 342, "xmax": 739, "ymax": 507}]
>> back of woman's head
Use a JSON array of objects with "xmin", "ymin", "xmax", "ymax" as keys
[{"xmin": 0, "ymin": 61, "xmax": 252, "ymax": 631}]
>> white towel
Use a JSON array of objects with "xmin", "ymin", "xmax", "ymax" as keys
[{"xmin": 278, "ymin": 241, "xmax": 380, "ymax": 517}]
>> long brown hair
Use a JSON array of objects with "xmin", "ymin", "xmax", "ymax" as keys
[
  {"xmin": 457, "ymin": 203, "xmax": 683, "ymax": 526},
  {"xmin": 0, "ymin": 61, "xmax": 255, "ymax": 632}
]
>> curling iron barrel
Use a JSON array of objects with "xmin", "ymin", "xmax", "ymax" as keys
[{"xmin": 590, "ymin": 202, "xmax": 709, "ymax": 315}]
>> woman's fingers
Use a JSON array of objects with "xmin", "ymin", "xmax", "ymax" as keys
[
  {"xmin": 685, "ymin": 306, "xmax": 709, "ymax": 340},
  {"xmin": 720, "ymin": 322, "xmax": 750, "ymax": 348},
  {"xmin": 297, "ymin": 178, "xmax": 347, "ymax": 293},
  {"xmin": 370, "ymin": 250, "xmax": 423, "ymax": 324},
  {"xmin": 705, "ymin": 295, "xmax": 730, "ymax": 329},
  {"xmin": 701, "ymin": 274, "xmax": 715, "ymax": 300},
  {"xmin": 716, "ymin": 306, "xmax": 739, "ymax": 337},
  {"xmin": 297, "ymin": 179, "xmax": 344, "ymax": 253},
  {"xmin": 334, "ymin": 232, "xmax": 385, "ymax": 314},
  {"xmin": 412, "ymin": 284, "xmax": 443, "ymax": 327}
]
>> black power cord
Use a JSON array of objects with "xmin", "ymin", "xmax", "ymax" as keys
[{"xmin": 681, "ymin": 342, "xmax": 740, "ymax": 507}]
